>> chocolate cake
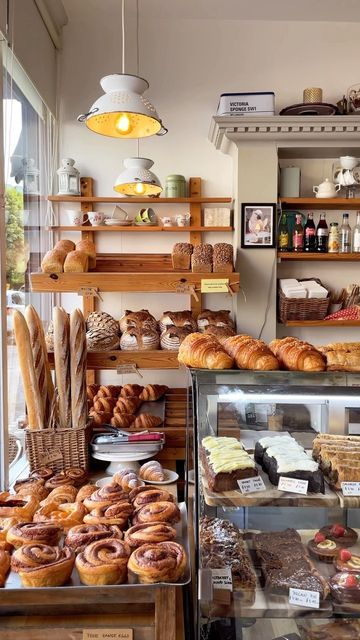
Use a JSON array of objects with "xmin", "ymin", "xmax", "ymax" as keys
[
  {"xmin": 201, "ymin": 436, "xmax": 258, "ymax": 492},
  {"xmin": 301, "ymin": 620, "xmax": 360, "ymax": 640},
  {"xmin": 319, "ymin": 524, "xmax": 358, "ymax": 548},
  {"xmin": 335, "ymin": 550, "xmax": 360, "ymax": 573},
  {"xmin": 329, "ymin": 572, "xmax": 360, "ymax": 604}
]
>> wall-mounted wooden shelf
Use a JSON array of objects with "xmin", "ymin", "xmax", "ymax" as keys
[
  {"xmin": 280, "ymin": 197, "xmax": 360, "ymax": 210},
  {"xmin": 49, "ymin": 195, "xmax": 232, "ymax": 204},
  {"xmin": 48, "ymin": 350, "xmax": 179, "ymax": 370},
  {"xmin": 277, "ymin": 252, "xmax": 360, "ymax": 261},
  {"xmin": 48, "ymin": 225, "xmax": 234, "ymax": 233},
  {"xmin": 281, "ymin": 320, "xmax": 360, "ymax": 327}
]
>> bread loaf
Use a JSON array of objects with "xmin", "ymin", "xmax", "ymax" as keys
[
  {"xmin": 204, "ymin": 325, "xmax": 236, "ymax": 339},
  {"xmin": 160, "ymin": 326, "xmax": 192, "ymax": 351},
  {"xmin": 25, "ymin": 305, "xmax": 54, "ymax": 424},
  {"xmin": 159, "ymin": 310, "xmax": 197, "ymax": 333},
  {"xmin": 41, "ymin": 249, "xmax": 66, "ymax": 273},
  {"xmin": 70, "ymin": 309, "xmax": 87, "ymax": 429},
  {"xmin": 178, "ymin": 333, "xmax": 234, "ymax": 369},
  {"xmin": 191, "ymin": 244, "xmax": 213, "ymax": 273},
  {"xmin": 171, "ymin": 243, "xmax": 193, "ymax": 270},
  {"xmin": 197, "ymin": 309, "xmax": 234, "ymax": 331},
  {"xmin": 86, "ymin": 312, "xmax": 119, "ymax": 335},
  {"xmin": 55, "ymin": 240, "xmax": 75, "ymax": 253},
  {"xmin": 119, "ymin": 310, "xmax": 158, "ymax": 334},
  {"xmin": 64, "ymin": 250, "xmax": 88, "ymax": 273},
  {"xmin": 120, "ymin": 328, "xmax": 160, "ymax": 351},
  {"xmin": 53, "ymin": 307, "xmax": 71, "ymax": 429},
  {"xmin": 13, "ymin": 310, "xmax": 44, "ymax": 429},
  {"xmin": 213, "ymin": 243, "xmax": 234, "ymax": 273},
  {"xmin": 86, "ymin": 328, "xmax": 120, "ymax": 351},
  {"xmin": 76, "ymin": 240, "xmax": 96, "ymax": 270}
]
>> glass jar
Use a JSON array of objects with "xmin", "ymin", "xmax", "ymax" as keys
[
  {"xmin": 165, "ymin": 174, "xmax": 187, "ymax": 198},
  {"xmin": 328, "ymin": 222, "xmax": 339, "ymax": 253}
]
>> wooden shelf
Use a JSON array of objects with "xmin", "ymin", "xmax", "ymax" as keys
[
  {"xmin": 48, "ymin": 350, "xmax": 179, "ymax": 370},
  {"xmin": 47, "ymin": 225, "xmax": 234, "ymax": 233},
  {"xmin": 277, "ymin": 251, "xmax": 360, "ymax": 261},
  {"xmin": 48, "ymin": 195, "xmax": 232, "ymax": 204},
  {"xmin": 281, "ymin": 320, "xmax": 360, "ymax": 327},
  {"xmin": 280, "ymin": 197, "xmax": 360, "ymax": 209}
]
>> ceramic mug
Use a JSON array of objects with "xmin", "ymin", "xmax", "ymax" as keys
[
  {"xmin": 176, "ymin": 213, "xmax": 191, "ymax": 227},
  {"xmin": 109, "ymin": 205, "xmax": 128, "ymax": 221},
  {"xmin": 135, "ymin": 207, "xmax": 157, "ymax": 224},
  {"xmin": 88, "ymin": 211, "xmax": 105, "ymax": 226},
  {"xmin": 66, "ymin": 210, "xmax": 86, "ymax": 226},
  {"xmin": 161, "ymin": 216, "xmax": 172, "ymax": 227}
]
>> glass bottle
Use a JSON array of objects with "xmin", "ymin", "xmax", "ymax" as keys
[
  {"xmin": 293, "ymin": 213, "xmax": 304, "ymax": 252},
  {"xmin": 304, "ymin": 212, "xmax": 316, "ymax": 252},
  {"xmin": 353, "ymin": 211, "xmax": 360, "ymax": 253},
  {"xmin": 278, "ymin": 212, "xmax": 290, "ymax": 252},
  {"xmin": 340, "ymin": 212, "xmax": 352, "ymax": 253},
  {"xmin": 316, "ymin": 213, "xmax": 328, "ymax": 253},
  {"xmin": 328, "ymin": 222, "xmax": 339, "ymax": 253}
]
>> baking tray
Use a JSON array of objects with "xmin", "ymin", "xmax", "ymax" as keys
[{"xmin": 2, "ymin": 502, "xmax": 190, "ymax": 596}]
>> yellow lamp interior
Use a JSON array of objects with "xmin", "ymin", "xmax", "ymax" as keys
[
  {"xmin": 86, "ymin": 111, "xmax": 161, "ymax": 138},
  {"xmin": 114, "ymin": 181, "xmax": 162, "ymax": 196}
]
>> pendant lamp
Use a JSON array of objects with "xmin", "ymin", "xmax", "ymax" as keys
[{"xmin": 114, "ymin": 158, "xmax": 162, "ymax": 196}]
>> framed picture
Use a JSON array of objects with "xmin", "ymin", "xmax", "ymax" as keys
[{"xmin": 241, "ymin": 203, "xmax": 276, "ymax": 248}]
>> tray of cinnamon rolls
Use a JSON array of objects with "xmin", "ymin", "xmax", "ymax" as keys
[{"xmin": 0, "ymin": 466, "xmax": 189, "ymax": 590}]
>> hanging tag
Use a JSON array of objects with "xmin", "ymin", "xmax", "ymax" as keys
[
  {"xmin": 176, "ymin": 282, "xmax": 192, "ymax": 294},
  {"xmin": 341, "ymin": 482, "xmax": 360, "ymax": 496},
  {"xmin": 83, "ymin": 630, "xmax": 133, "ymax": 640},
  {"xmin": 116, "ymin": 364, "xmax": 143, "ymax": 378},
  {"xmin": 201, "ymin": 278, "xmax": 229, "ymax": 293},
  {"xmin": 78, "ymin": 287, "xmax": 103, "ymax": 301}
]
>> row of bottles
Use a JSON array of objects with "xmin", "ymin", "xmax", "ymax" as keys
[{"xmin": 278, "ymin": 211, "xmax": 360, "ymax": 253}]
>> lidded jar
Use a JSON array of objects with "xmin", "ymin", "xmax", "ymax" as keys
[
  {"xmin": 165, "ymin": 174, "xmax": 186, "ymax": 198},
  {"xmin": 328, "ymin": 222, "xmax": 339, "ymax": 253}
]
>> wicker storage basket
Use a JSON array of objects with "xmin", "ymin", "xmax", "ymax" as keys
[
  {"xmin": 25, "ymin": 422, "xmax": 91, "ymax": 473},
  {"xmin": 278, "ymin": 278, "xmax": 330, "ymax": 323}
]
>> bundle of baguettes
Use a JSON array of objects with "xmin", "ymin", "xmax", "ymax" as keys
[
  {"xmin": 13, "ymin": 305, "xmax": 87, "ymax": 430},
  {"xmin": 269, "ymin": 337, "xmax": 326, "ymax": 372}
]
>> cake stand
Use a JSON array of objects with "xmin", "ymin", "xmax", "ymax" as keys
[{"xmin": 91, "ymin": 442, "xmax": 164, "ymax": 475}]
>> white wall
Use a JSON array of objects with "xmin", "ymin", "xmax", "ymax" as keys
[{"xmin": 58, "ymin": 2, "xmax": 360, "ymax": 383}]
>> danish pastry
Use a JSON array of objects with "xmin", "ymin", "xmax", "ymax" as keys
[
  {"xmin": 11, "ymin": 543, "xmax": 75, "ymax": 587},
  {"xmin": 128, "ymin": 541, "xmax": 187, "ymax": 583},
  {"xmin": 65, "ymin": 523, "xmax": 123, "ymax": 554},
  {"xmin": 76, "ymin": 538, "xmax": 131, "ymax": 585}
]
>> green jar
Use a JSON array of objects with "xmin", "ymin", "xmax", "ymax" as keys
[{"xmin": 165, "ymin": 174, "xmax": 187, "ymax": 198}]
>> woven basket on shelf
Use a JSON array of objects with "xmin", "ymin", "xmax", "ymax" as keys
[{"xmin": 278, "ymin": 278, "xmax": 330, "ymax": 323}]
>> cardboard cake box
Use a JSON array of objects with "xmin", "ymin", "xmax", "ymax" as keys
[{"xmin": 217, "ymin": 91, "xmax": 275, "ymax": 116}]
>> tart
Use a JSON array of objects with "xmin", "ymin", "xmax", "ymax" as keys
[
  {"xmin": 308, "ymin": 533, "xmax": 342, "ymax": 563},
  {"xmin": 335, "ymin": 549, "xmax": 360, "ymax": 573},
  {"xmin": 319, "ymin": 524, "xmax": 358, "ymax": 548},
  {"xmin": 329, "ymin": 571, "xmax": 360, "ymax": 604}
]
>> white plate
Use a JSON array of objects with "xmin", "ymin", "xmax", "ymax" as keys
[
  {"xmin": 105, "ymin": 219, "xmax": 132, "ymax": 226},
  {"xmin": 134, "ymin": 221, "xmax": 157, "ymax": 227},
  {"xmin": 142, "ymin": 468, "xmax": 179, "ymax": 485}
]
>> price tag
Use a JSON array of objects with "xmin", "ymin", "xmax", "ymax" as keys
[
  {"xmin": 289, "ymin": 587, "xmax": 320, "ymax": 609},
  {"xmin": 278, "ymin": 477, "xmax": 308, "ymax": 495},
  {"xmin": 42, "ymin": 448, "xmax": 63, "ymax": 464},
  {"xmin": 116, "ymin": 364, "xmax": 143, "ymax": 378},
  {"xmin": 83, "ymin": 630, "xmax": 133, "ymax": 640},
  {"xmin": 211, "ymin": 568, "xmax": 233, "ymax": 591},
  {"xmin": 201, "ymin": 278, "xmax": 229, "ymax": 293},
  {"xmin": 78, "ymin": 287, "xmax": 103, "ymax": 301},
  {"xmin": 238, "ymin": 476, "xmax": 266, "ymax": 494},
  {"xmin": 341, "ymin": 482, "xmax": 360, "ymax": 496}
]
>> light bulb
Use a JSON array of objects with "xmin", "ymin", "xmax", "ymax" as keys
[
  {"xmin": 134, "ymin": 182, "xmax": 146, "ymax": 194},
  {"xmin": 115, "ymin": 113, "xmax": 132, "ymax": 133}
]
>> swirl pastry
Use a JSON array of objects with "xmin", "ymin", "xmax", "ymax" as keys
[
  {"xmin": 132, "ymin": 501, "xmax": 180, "ymax": 526},
  {"xmin": 0, "ymin": 494, "xmax": 39, "ymax": 520},
  {"xmin": 89, "ymin": 410, "xmax": 113, "ymax": 426},
  {"xmin": 120, "ymin": 328, "xmax": 160, "ymax": 352},
  {"xmin": 133, "ymin": 489, "xmax": 174, "ymax": 510},
  {"xmin": 30, "ymin": 467, "xmax": 54, "ymax": 482},
  {"xmin": 111, "ymin": 414, "xmax": 136, "ymax": 430},
  {"xmin": 115, "ymin": 397, "xmax": 142, "ymax": 415},
  {"xmin": 133, "ymin": 414, "xmax": 163, "ymax": 430},
  {"xmin": 0, "ymin": 548, "xmax": 10, "ymax": 586},
  {"xmin": 93, "ymin": 397, "xmax": 117, "ymax": 413},
  {"xmin": 119, "ymin": 309, "xmax": 158, "ymax": 334},
  {"xmin": 159, "ymin": 310, "xmax": 197, "ymax": 333},
  {"xmin": 86, "ymin": 383, "xmax": 100, "ymax": 402},
  {"xmin": 7, "ymin": 522, "xmax": 62, "ymax": 549},
  {"xmin": 33, "ymin": 501, "xmax": 86, "ymax": 532},
  {"xmin": 83, "ymin": 502, "xmax": 132, "ymax": 529},
  {"xmin": 129, "ymin": 485, "xmax": 160, "ymax": 502},
  {"xmin": 14, "ymin": 478, "xmax": 49, "ymax": 502},
  {"xmin": 139, "ymin": 384, "xmax": 168, "ymax": 402},
  {"xmin": 96, "ymin": 385, "xmax": 122, "ymax": 398},
  {"xmin": 125, "ymin": 523, "xmax": 176, "ymax": 548},
  {"xmin": 128, "ymin": 541, "xmax": 187, "ymax": 584},
  {"xmin": 64, "ymin": 468, "xmax": 89, "ymax": 487},
  {"xmin": 113, "ymin": 469, "xmax": 144, "ymax": 492},
  {"xmin": 65, "ymin": 523, "xmax": 123, "ymax": 554},
  {"xmin": 120, "ymin": 384, "xmax": 144, "ymax": 398},
  {"xmin": 84, "ymin": 485, "xmax": 129, "ymax": 511},
  {"xmin": 45, "ymin": 473, "xmax": 74, "ymax": 490},
  {"xmin": 76, "ymin": 538, "xmax": 131, "ymax": 586},
  {"xmin": 76, "ymin": 484, "xmax": 96, "ymax": 503},
  {"xmin": 41, "ymin": 485, "xmax": 78, "ymax": 507},
  {"xmin": 11, "ymin": 543, "xmax": 75, "ymax": 587},
  {"xmin": 139, "ymin": 461, "xmax": 165, "ymax": 482},
  {"xmin": 160, "ymin": 326, "xmax": 192, "ymax": 351}
]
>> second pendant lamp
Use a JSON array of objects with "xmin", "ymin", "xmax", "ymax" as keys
[{"xmin": 114, "ymin": 158, "xmax": 162, "ymax": 196}]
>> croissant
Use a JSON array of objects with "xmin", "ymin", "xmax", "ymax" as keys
[
  {"xmin": 115, "ymin": 397, "xmax": 142, "ymax": 414},
  {"xmin": 269, "ymin": 337, "xmax": 326, "ymax": 372},
  {"xmin": 120, "ymin": 384, "xmax": 144, "ymax": 398},
  {"xmin": 96, "ymin": 385, "xmax": 122, "ymax": 398},
  {"xmin": 222, "ymin": 335, "xmax": 279, "ymax": 371},
  {"xmin": 111, "ymin": 414, "xmax": 136, "ymax": 429},
  {"xmin": 113, "ymin": 469, "xmax": 144, "ymax": 492},
  {"xmin": 139, "ymin": 384, "xmax": 168, "ymax": 401},
  {"xmin": 92, "ymin": 397, "xmax": 117, "ymax": 413},
  {"xmin": 133, "ymin": 414, "xmax": 163, "ymax": 429},
  {"xmin": 89, "ymin": 410, "xmax": 113, "ymax": 426},
  {"xmin": 139, "ymin": 461, "xmax": 165, "ymax": 482},
  {"xmin": 178, "ymin": 333, "xmax": 234, "ymax": 369},
  {"xmin": 86, "ymin": 384, "xmax": 100, "ymax": 402}
]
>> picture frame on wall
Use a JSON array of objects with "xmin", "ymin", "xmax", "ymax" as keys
[{"xmin": 241, "ymin": 203, "xmax": 276, "ymax": 248}]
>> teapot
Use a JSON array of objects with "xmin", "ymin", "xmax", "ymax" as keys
[{"xmin": 313, "ymin": 178, "xmax": 341, "ymax": 198}]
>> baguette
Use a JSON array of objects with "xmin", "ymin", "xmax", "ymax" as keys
[
  {"xmin": 53, "ymin": 307, "xmax": 71, "ymax": 429},
  {"xmin": 70, "ymin": 309, "xmax": 87, "ymax": 430},
  {"xmin": 13, "ymin": 310, "xmax": 44, "ymax": 429},
  {"xmin": 25, "ymin": 305, "xmax": 54, "ymax": 424}
]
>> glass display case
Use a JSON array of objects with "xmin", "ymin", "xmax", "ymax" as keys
[{"xmin": 189, "ymin": 369, "xmax": 360, "ymax": 640}]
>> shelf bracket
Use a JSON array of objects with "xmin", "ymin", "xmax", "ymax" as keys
[{"xmin": 78, "ymin": 287, "xmax": 103, "ymax": 301}]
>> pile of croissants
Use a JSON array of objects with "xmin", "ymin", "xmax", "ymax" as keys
[{"xmin": 87, "ymin": 383, "xmax": 168, "ymax": 428}]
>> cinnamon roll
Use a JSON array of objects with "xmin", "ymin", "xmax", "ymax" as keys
[
  {"xmin": 65, "ymin": 523, "xmax": 123, "ymax": 554},
  {"xmin": 0, "ymin": 494, "xmax": 39, "ymax": 520},
  {"xmin": 7, "ymin": 522, "xmax": 62, "ymax": 549},
  {"xmin": 128, "ymin": 485, "xmax": 160, "ymax": 502},
  {"xmin": 0, "ymin": 548, "xmax": 10, "ymax": 586},
  {"xmin": 83, "ymin": 485, "xmax": 129, "ymax": 511},
  {"xmin": 132, "ymin": 501, "xmax": 180, "ymax": 526},
  {"xmin": 76, "ymin": 537, "xmax": 131, "ymax": 586},
  {"xmin": 83, "ymin": 501, "xmax": 133, "ymax": 528},
  {"xmin": 75, "ymin": 484, "xmax": 96, "ymax": 503},
  {"xmin": 113, "ymin": 469, "xmax": 144, "ymax": 493},
  {"xmin": 30, "ymin": 467, "xmax": 54, "ymax": 482},
  {"xmin": 40, "ymin": 485, "xmax": 78, "ymax": 507},
  {"xmin": 64, "ymin": 468, "xmax": 89, "ymax": 487},
  {"xmin": 124, "ymin": 523, "xmax": 176, "ymax": 548},
  {"xmin": 33, "ymin": 501, "xmax": 86, "ymax": 532},
  {"xmin": 11, "ymin": 543, "xmax": 75, "ymax": 587},
  {"xmin": 45, "ymin": 473, "xmax": 74, "ymax": 490},
  {"xmin": 132, "ymin": 489, "xmax": 174, "ymax": 510},
  {"xmin": 128, "ymin": 541, "xmax": 187, "ymax": 584}
]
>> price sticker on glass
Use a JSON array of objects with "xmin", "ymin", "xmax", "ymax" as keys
[
  {"xmin": 341, "ymin": 482, "xmax": 360, "ymax": 496},
  {"xmin": 278, "ymin": 477, "xmax": 308, "ymax": 495},
  {"xmin": 289, "ymin": 587, "xmax": 320, "ymax": 609},
  {"xmin": 238, "ymin": 476, "xmax": 266, "ymax": 494}
]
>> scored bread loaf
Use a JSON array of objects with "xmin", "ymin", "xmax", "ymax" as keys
[
  {"xmin": 64, "ymin": 250, "xmax": 88, "ymax": 273},
  {"xmin": 204, "ymin": 325, "xmax": 236, "ymax": 339},
  {"xmin": 70, "ymin": 309, "xmax": 87, "ymax": 430},
  {"xmin": 41, "ymin": 249, "xmax": 67, "ymax": 273},
  {"xmin": 120, "ymin": 328, "xmax": 160, "ymax": 351},
  {"xmin": 159, "ymin": 310, "xmax": 197, "ymax": 333},
  {"xmin": 53, "ymin": 307, "xmax": 72, "ymax": 429},
  {"xmin": 86, "ymin": 312, "xmax": 119, "ymax": 335},
  {"xmin": 119, "ymin": 310, "xmax": 158, "ymax": 334},
  {"xmin": 25, "ymin": 305, "xmax": 54, "ymax": 424},
  {"xmin": 13, "ymin": 310, "xmax": 44, "ymax": 429},
  {"xmin": 76, "ymin": 240, "xmax": 96, "ymax": 270},
  {"xmin": 178, "ymin": 333, "xmax": 234, "ymax": 369},
  {"xmin": 269, "ymin": 337, "xmax": 326, "ymax": 372},
  {"xmin": 222, "ymin": 335, "xmax": 279, "ymax": 371},
  {"xmin": 160, "ymin": 326, "xmax": 193, "ymax": 351},
  {"xmin": 197, "ymin": 309, "xmax": 234, "ymax": 331}
]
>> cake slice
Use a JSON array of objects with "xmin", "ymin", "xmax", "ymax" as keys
[{"xmin": 201, "ymin": 436, "xmax": 258, "ymax": 492}]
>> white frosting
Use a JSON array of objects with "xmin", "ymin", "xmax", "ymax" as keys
[
  {"xmin": 276, "ymin": 458, "xmax": 319, "ymax": 473},
  {"xmin": 258, "ymin": 435, "xmax": 296, "ymax": 449}
]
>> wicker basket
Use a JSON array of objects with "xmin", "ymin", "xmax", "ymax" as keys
[
  {"xmin": 278, "ymin": 278, "xmax": 330, "ymax": 323},
  {"xmin": 25, "ymin": 422, "xmax": 91, "ymax": 473}
]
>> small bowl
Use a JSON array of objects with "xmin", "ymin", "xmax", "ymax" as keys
[
  {"xmin": 340, "ymin": 156, "xmax": 358, "ymax": 170},
  {"xmin": 95, "ymin": 476, "xmax": 113, "ymax": 488}
]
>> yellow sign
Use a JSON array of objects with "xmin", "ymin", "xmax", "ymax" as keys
[
  {"xmin": 201, "ymin": 278, "xmax": 229, "ymax": 293},
  {"xmin": 83, "ymin": 630, "xmax": 133, "ymax": 640}
]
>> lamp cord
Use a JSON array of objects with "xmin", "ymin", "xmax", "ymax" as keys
[
  {"xmin": 136, "ymin": 0, "xmax": 140, "ymax": 159},
  {"xmin": 121, "ymin": 0, "xmax": 125, "ymax": 74}
]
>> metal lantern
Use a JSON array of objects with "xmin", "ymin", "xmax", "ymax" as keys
[
  {"xmin": 57, "ymin": 158, "xmax": 80, "ymax": 196},
  {"xmin": 23, "ymin": 158, "xmax": 40, "ymax": 195}
]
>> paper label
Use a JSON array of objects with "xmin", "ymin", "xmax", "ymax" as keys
[
  {"xmin": 278, "ymin": 476, "xmax": 308, "ymax": 495},
  {"xmin": 341, "ymin": 482, "xmax": 360, "ymax": 496},
  {"xmin": 238, "ymin": 476, "xmax": 266, "ymax": 494},
  {"xmin": 41, "ymin": 448, "xmax": 63, "ymax": 464},
  {"xmin": 201, "ymin": 278, "xmax": 229, "ymax": 293},
  {"xmin": 83, "ymin": 630, "xmax": 133, "ymax": 640},
  {"xmin": 212, "ymin": 568, "xmax": 233, "ymax": 591},
  {"xmin": 175, "ymin": 283, "xmax": 192, "ymax": 294},
  {"xmin": 116, "ymin": 364, "xmax": 143, "ymax": 378},
  {"xmin": 289, "ymin": 587, "xmax": 320, "ymax": 609}
]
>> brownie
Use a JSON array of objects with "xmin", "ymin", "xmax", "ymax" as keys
[
  {"xmin": 330, "ymin": 572, "xmax": 360, "ymax": 604},
  {"xmin": 302, "ymin": 620, "xmax": 360, "ymax": 640},
  {"xmin": 266, "ymin": 564, "xmax": 328, "ymax": 598}
]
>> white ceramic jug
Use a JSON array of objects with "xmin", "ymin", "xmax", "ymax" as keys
[{"xmin": 313, "ymin": 178, "xmax": 341, "ymax": 198}]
